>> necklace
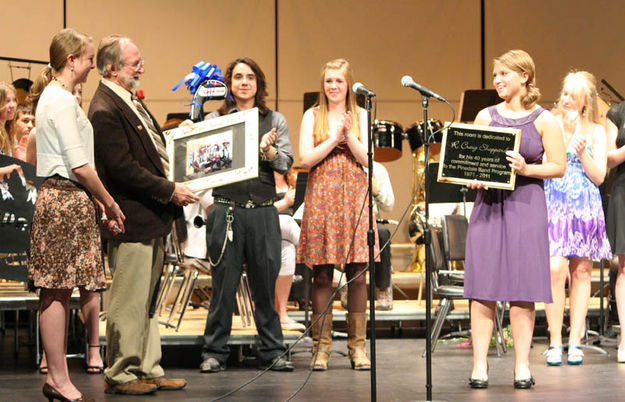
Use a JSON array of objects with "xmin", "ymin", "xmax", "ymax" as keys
[{"xmin": 52, "ymin": 76, "xmax": 68, "ymax": 89}]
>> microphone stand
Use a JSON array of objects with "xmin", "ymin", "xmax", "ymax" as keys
[
  {"xmin": 365, "ymin": 94, "xmax": 377, "ymax": 402},
  {"xmin": 420, "ymin": 94, "xmax": 434, "ymax": 402}
]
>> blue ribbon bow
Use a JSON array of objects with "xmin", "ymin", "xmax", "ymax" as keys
[{"xmin": 172, "ymin": 61, "xmax": 224, "ymax": 94}]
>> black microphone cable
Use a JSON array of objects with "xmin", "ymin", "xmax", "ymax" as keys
[
  {"xmin": 209, "ymin": 102, "xmax": 372, "ymax": 401},
  {"xmin": 209, "ymin": 179, "xmax": 369, "ymax": 402},
  {"xmin": 210, "ymin": 95, "xmax": 455, "ymax": 402},
  {"xmin": 286, "ymin": 95, "xmax": 457, "ymax": 401},
  {"xmin": 209, "ymin": 168, "xmax": 418, "ymax": 402}
]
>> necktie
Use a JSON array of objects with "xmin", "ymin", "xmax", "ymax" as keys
[{"xmin": 132, "ymin": 96, "xmax": 169, "ymax": 175}]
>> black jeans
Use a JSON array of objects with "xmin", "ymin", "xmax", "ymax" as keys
[{"xmin": 201, "ymin": 203, "xmax": 285, "ymax": 364}]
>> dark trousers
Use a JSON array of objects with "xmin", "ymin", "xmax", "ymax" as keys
[
  {"xmin": 201, "ymin": 203, "xmax": 285, "ymax": 364},
  {"xmin": 375, "ymin": 223, "xmax": 392, "ymax": 289}
]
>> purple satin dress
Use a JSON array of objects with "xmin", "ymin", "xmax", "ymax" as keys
[{"xmin": 464, "ymin": 106, "xmax": 552, "ymax": 303}]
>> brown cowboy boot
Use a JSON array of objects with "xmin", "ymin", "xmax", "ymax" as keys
[
  {"xmin": 310, "ymin": 313, "xmax": 332, "ymax": 371},
  {"xmin": 347, "ymin": 312, "xmax": 371, "ymax": 370}
]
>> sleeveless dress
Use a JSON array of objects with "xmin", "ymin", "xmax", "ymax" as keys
[
  {"xmin": 297, "ymin": 142, "xmax": 379, "ymax": 267},
  {"xmin": 544, "ymin": 137, "xmax": 611, "ymax": 260},
  {"xmin": 607, "ymin": 102, "xmax": 625, "ymax": 254},
  {"xmin": 464, "ymin": 105, "xmax": 552, "ymax": 302}
]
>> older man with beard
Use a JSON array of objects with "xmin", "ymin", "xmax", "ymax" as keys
[{"xmin": 88, "ymin": 35, "xmax": 199, "ymax": 396}]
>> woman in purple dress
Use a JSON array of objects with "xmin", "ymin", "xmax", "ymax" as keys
[
  {"xmin": 464, "ymin": 50, "xmax": 566, "ymax": 389},
  {"xmin": 543, "ymin": 71, "xmax": 611, "ymax": 366}
]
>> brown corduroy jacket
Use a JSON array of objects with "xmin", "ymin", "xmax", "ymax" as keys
[{"xmin": 88, "ymin": 82, "xmax": 181, "ymax": 242}]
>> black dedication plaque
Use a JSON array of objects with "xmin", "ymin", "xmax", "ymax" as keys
[{"xmin": 437, "ymin": 122, "xmax": 521, "ymax": 190}]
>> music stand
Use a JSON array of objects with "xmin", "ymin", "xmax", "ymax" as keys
[
  {"xmin": 458, "ymin": 89, "xmax": 500, "ymax": 123},
  {"xmin": 426, "ymin": 163, "xmax": 477, "ymax": 216},
  {"xmin": 293, "ymin": 171, "xmax": 308, "ymax": 215}
]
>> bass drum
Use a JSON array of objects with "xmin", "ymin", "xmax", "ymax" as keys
[{"xmin": 373, "ymin": 120, "xmax": 403, "ymax": 162}]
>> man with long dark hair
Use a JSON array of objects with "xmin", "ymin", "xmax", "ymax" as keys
[{"xmin": 200, "ymin": 57, "xmax": 294, "ymax": 373}]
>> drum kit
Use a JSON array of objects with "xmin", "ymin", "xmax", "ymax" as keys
[
  {"xmin": 372, "ymin": 119, "xmax": 443, "ymax": 163},
  {"xmin": 373, "ymin": 117, "xmax": 443, "ymax": 206}
]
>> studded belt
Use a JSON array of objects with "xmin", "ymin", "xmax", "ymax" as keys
[{"xmin": 213, "ymin": 197, "xmax": 274, "ymax": 209}]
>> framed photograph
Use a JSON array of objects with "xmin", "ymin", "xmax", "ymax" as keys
[
  {"xmin": 165, "ymin": 107, "xmax": 259, "ymax": 191},
  {"xmin": 437, "ymin": 122, "xmax": 521, "ymax": 190}
]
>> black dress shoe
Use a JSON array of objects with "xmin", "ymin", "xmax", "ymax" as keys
[
  {"xmin": 42, "ymin": 383, "xmax": 94, "ymax": 401},
  {"xmin": 469, "ymin": 378, "xmax": 488, "ymax": 389},
  {"xmin": 513, "ymin": 376, "xmax": 535, "ymax": 389},
  {"xmin": 200, "ymin": 357, "xmax": 225, "ymax": 373},
  {"xmin": 260, "ymin": 356, "xmax": 294, "ymax": 371}
]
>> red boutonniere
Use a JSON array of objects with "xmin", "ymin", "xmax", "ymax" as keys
[{"xmin": 136, "ymin": 89, "xmax": 145, "ymax": 100}]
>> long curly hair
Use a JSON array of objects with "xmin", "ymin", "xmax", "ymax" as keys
[{"xmin": 218, "ymin": 57, "xmax": 269, "ymax": 115}]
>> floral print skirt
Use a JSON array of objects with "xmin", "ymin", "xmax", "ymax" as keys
[
  {"xmin": 297, "ymin": 148, "xmax": 379, "ymax": 267},
  {"xmin": 28, "ymin": 176, "xmax": 105, "ymax": 291}
]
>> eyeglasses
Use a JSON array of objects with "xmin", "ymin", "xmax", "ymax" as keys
[{"xmin": 123, "ymin": 58, "xmax": 145, "ymax": 72}]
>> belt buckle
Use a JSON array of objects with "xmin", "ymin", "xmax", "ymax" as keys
[{"xmin": 245, "ymin": 200, "xmax": 255, "ymax": 209}]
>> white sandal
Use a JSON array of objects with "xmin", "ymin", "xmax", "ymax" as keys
[
  {"xmin": 545, "ymin": 345, "xmax": 563, "ymax": 366},
  {"xmin": 567, "ymin": 345, "xmax": 584, "ymax": 365}
]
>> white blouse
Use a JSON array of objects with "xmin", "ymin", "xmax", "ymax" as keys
[{"xmin": 35, "ymin": 85, "xmax": 93, "ymax": 181}]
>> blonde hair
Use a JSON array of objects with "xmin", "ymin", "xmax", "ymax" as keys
[
  {"xmin": 0, "ymin": 82, "xmax": 17, "ymax": 154},
  {"xmin": 50, "ymin": 28, "xmax": 92, "ymax": 72},
  {"xmin": 28, "ymin": 28, "xmax": 92, "ymax": 112},
  {"xmin": 554, "ymin": 71, "xmax": 599, "ymax": 124},
  {"xmin": 494, "ymin": 49, "xmax": 541, "ymax": 109},
  {"xmin": 311, "ymin": 59, "xmax": 361, "ymax": 144}
]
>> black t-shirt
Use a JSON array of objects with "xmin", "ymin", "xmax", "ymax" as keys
[{"xmin": 608, "ymin": 101, "xmax": 625, "ymax": 148}]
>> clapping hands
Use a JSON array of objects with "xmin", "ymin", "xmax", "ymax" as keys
[
  {"xmin": 332, "ymin": 111, "xmax": 353, "ymax": 144},
  {"xmin": 570, "ymin": 132, "xmax": 587, "ymax": 156},
  {"xmin": 562, "ymin": 110, "xmax": 580, "ymax": 134},
  {"xmin": 260, "ymin": 128, "xmax": 277, "ymax": 152}
]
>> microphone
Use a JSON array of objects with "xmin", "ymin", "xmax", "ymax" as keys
[
  {"xmin": 193, "ymin": 215, "xmax": 205, "ymax": 228},
  {"xmin": 401, "ymin": 75, "xmax": 446, "ymax": 102},
  {"xmin": 352, "ymin": 82, "xmax": 376, "ymax": 97}
]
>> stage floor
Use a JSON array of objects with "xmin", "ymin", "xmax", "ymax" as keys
[
  {"xmin": 95, "ymin": 297, "xmax": 608, "ymax": 347},
  {"xmin": 0, "ymin": 333, "xmax": 622, "ymax": 401}
]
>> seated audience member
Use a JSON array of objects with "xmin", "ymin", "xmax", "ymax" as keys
[
  {"xmin": 372, "ymin": 160, "xmax": 395, "ymax": 310},
  {"xmin": 274, "ymin": 169, "xmax": 305, "ymax": 330},
  {"xmin": 0, "ymin": 82, "xmax": 17, "ymax": 155},
  {"xmin": 8, "ymin": 103, "xmax": 34, "ymax": 160}
]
